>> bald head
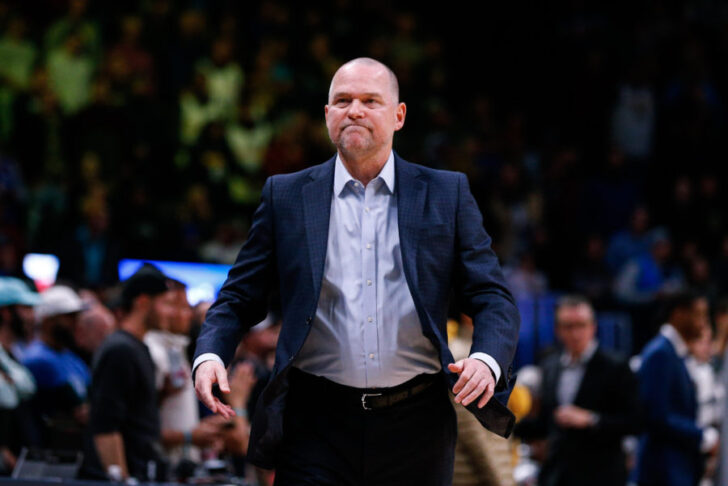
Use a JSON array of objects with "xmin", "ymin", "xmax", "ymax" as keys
[{"xmin": 329, "ymin": 57, "xmax": 400, "ymax": 103}]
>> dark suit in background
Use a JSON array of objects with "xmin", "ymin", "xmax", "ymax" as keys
[
  {"xmin": 516, "ymin": 346, "xmax": 639, "ymax": 486},
  {"xmin": 633, "ymin": 332, "xmax": 704, "ymax": 486}
]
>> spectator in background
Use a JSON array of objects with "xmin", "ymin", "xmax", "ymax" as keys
[
  {"xmin": 145, "ymin": 280, "xmax": 228, "ymax": 477},
  {"xmin": 196, "ymin": 37, "xmax": 243, "ymax": 123},
  {"xmin": 82, "ymin": 264, "xmax": 174, "ymax": 482},
  {"xmin": 45, "ymin": 31, "xmax": 96, "ymax": 115},
  {"xmin": 0, "ymin": 277, "xmax": 36, "ymax": 360},
  {"xmin": 614, "ymin": 228, "xmax": 684, "ymax": 305},
  {"xmin": 0, "ymin": 277, "xmax": 39, "ymax": 473},
  {"xmin": 515, "ymin": 295, "xmax": 639, "ymax": 486},
  {"xmin": 73, "ymin": 300, "xmax": 115, "ymax": 366},
  {"xmin": 633, "ymin": 293, "xmax": 717, "ymax": 486},
  {"xmin": 605, "ymin": 205, "xmax": 651, "ymax": 274},
  {"xmin": 0, "ymin": 15, "xmax": 37, "ymax": 142},
  {"xmin": 22, "ymin": 285, "xmax": 89, "ymax": 449},
  {"xmin": 686, "ymin": 325, "xmax": 723, "ymax": 486}
]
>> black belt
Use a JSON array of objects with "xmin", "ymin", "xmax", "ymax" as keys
[{"xmin": 289, "ymin": 368, "xmax": 440, "ymax": 411}]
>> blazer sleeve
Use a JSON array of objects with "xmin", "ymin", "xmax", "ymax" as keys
[
  {"xmin": 638, "ymin": 346, "xmax": 703, "ymax": 449},
  {"xmin": 193, "ymin": 177, "xmax": 277, "ymax": 366},
  {"xmin": 454, "ymin": 172, "xmax": 520, "ymax": 389}
]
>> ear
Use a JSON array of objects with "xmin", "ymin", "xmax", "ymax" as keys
[{"xmin": 394, "ymin": 102, "xmax": 406, "ymax": 131}]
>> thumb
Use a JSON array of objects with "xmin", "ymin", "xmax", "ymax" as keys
[
  {"xmin": 448, "ymin": 361, "xmax": 464, "ymax": 373},
  {"xmin": 216, "ymin": 366, "xmax": 230, "ymax": 393}
]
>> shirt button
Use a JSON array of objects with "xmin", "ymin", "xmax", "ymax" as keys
[
  {"xmin": 366, "ymin": 279, "xmax": 372, "ymax": 286},
  {"xmin": 367, "ymin": 316, "xmax": 373, "ymax": 322},
  {"xmin": 366, "ymin": 243, "xmax": 372, "ymax": 249},
  {"xmin": 369, "ymin": 353, "xmax": 375, "ymax": 359},
  {"xmin": 364, "ymin": 207, "xmax": 370, "ymax": 213}
]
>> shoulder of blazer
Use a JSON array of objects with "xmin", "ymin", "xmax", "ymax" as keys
[{"xmin": 269, "ymin": 156, "xmax": 336, "ymax": 188}]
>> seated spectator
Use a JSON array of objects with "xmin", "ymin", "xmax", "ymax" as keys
[
  {"xmin": 614, "ymin": 228, "xmax": 684, "ymax": 305},
  {"xmin": 605, "ymin": 205, "xmax": 651, "ymax": 273},
  {"xmin": 0, "ymin": 277, "xmax": 39, "ymax": 473},
  {"xmin": 633, "ymin": 292, "xmax": 718, "ymax": 486},
  {"xmin": 21, "ymin": 285, "xmax": 90, "ymax": 450},
  {"xmin": 515, "ymin": 295, "xmax": 639, "ymax": 486},
  {"xmin": 82, "ymin": 264, "xmax": 175, "ymax": 482}
]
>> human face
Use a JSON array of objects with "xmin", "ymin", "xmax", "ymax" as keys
[
  {"xmin": 325, "ymin": 62, "xmax": 406, "ymax": 161},
  {"xmin": 555, "ymin": 304, "xmax": 596, "ymax": 357},
  {"xmin": 169, "ymin": 289, "xmax": 193, "ymax": 335},
  {"xmin": 145, "ymin": 290, "xmax": 177, "ymax": 331}
]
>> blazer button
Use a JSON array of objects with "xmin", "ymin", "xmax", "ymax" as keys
[{"xmin": 306, "ymin": 316, "xmax": 312, "ymax": 324}]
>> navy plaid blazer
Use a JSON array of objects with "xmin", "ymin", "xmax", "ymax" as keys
[{"xmin": 194, "ymin": 152, "xmax": 521, "ymax": 468}]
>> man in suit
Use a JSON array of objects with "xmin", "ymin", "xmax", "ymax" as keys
[
  {"xmin": 634, "ymin": 292, "xmax": 718, "ymax": 486},
  {"xmin": 515, "ymin": 295, "xmax": 639, "ymax": 486},
  {"xmin": 193, "ymin": 57, "xmax": 520, "ymax": 485}
]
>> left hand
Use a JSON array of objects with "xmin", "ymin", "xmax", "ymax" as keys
[
  {"xmin": 448, "ymin": 358, "xmax": 495, "ymax": 408},
  {"xmin": 554, "ymin": 405, "xmax": 596, "ymax": 429}
]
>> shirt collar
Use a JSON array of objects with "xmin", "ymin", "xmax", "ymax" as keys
[
  {"xmin": 334, "ymin": 151, "xmax": 395, "ymax": 196},
  {"xmin": 660, "ymin": 323, "xmax": 689, "ymax": 358},
  {"xmin": 560, "ymin": 340, "xmax": 598, "ymax": 367}
]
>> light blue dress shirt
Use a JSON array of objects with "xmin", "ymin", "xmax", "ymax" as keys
[{"xmin": 193, "ymin": 151, "xmax": 501, "ymax": 388}]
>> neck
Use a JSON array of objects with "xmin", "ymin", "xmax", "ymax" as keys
[
  {"xmin": 119, "ymin": 315, "xmax": 148, "ymax": 341},
  {"xmin": 339, "ymin": 147, "xmax": 391, "ymax": 187},
  {"xmin": 39, "ymin": 329, "xmax": 63, "ymax": 351}
]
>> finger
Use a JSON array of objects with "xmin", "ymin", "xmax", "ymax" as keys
[
  {"xmin": 448, "ymin": 361, "xmax": 464, "ymax": 373},
  {"xmin": 195, "ymin": 371, "xmax": 218, "ymax": 413},
  {"xmin": 216, "ymin": 366, "xmax": 230, "ymax": 393},
  {"xmin": 452, "ymin": 366, "xmax": 475, "ymax": 394},
  {"xmin": 460, "ymin": 379, "xmax": 487, "ymax": 406},
  {"xmin": 214, "ymin": 398, "xmax": 235, "ymax": 419},
  {"xmin": 477, "ymin": 381, "xmax": 494, "ymax": 408},
  {"xmin": 455, "ymin": 374, "xmax": 482, "ymax": 404}
]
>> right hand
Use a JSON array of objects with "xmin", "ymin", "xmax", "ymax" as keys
[{"xmin": 194, "ymin": 361, "xmax": 235, "ymax": 419}]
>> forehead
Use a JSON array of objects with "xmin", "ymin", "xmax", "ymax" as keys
[
  {"xmin": 329, "ymin": 64, "xmax": 392, "ymax": 99},
  {"xmin": 556, "ymin": 304, "xmax": 594, "ymax": 325}
]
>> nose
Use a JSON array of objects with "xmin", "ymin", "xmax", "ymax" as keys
[{"xmin": 348, "ymin": 99, "xmax": 364, "ymax": 118}]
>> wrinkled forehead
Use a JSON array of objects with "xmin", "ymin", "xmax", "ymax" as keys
[{"xmin": 328, "ymin": 64, "xmax": 395, "ymax": 102}]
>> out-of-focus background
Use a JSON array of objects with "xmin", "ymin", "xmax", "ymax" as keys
[{"xmin": 2, "ymin": 0, "xmax": 728, "ymax": 485}]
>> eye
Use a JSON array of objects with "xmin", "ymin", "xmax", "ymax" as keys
[{"xmin": 335, "ymin": 97, "xmax": 350, "ymax": 106}]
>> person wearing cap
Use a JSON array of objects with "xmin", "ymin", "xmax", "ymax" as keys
[
  {"xmin": 0, "ymin": 277, "xmax": 41, "ymax": 361},
  {"xmin": 0, "ymin": 277, "xmax": 40, "ymax": 473},
  {"xmin": 82, "ymin": 263, "xmax": 175, "ymax": 482},
  {"xmin": 21, "ymin": 284, "xmax": 90, "ymax": 449}
]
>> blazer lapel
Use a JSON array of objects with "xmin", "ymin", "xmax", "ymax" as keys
[
  {"xmin": 395, "ymin": 155, "xmax": 427, "ymax": 290},
  {"xmin": 302, "ymin": 159, "xmax": 335, "ymax": 302}
]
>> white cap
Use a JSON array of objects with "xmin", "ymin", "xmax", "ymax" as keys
[{"xmin": 35, "ymin": 285, "xmax": 87, "ymax": 321}]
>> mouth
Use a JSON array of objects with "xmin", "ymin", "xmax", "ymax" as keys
[{"xmin": 342, "ymin": 125, "xmax": 368, "ymax": 131}]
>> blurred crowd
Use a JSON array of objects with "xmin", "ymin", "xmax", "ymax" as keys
[
  {"xmin": 0, "ymin": 268, "xmax": 278, "ymax": 483},
  {"xmin": 1, "ymin": 1, "xmax": 728, "ymax": 327},
  {"xmin": 2, "ymin": 0, "xmax": 728, "ymax": 484}
]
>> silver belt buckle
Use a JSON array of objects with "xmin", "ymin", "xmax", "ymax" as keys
[{"xmin": 361, "ymin": 392, "xmax": 383, "ymax": 410}]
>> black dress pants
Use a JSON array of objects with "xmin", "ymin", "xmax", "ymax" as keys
[{"xmin": 274, "ymin": 369, "xmax": 457, "ymax": 486}]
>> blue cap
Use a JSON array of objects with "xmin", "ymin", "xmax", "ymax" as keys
[{"xmin": 0, "ymin": 277, "xmax": 41, "ymax": 307}]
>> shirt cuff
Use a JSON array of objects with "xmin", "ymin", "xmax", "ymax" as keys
[
  {"xmin": 469, "ymin": 352, "xmax": 501, "ymax": 383},
  {"xmin": 701, "ymin": 426, "xmax": 719, "ymax": 453},
  {"xmin": 192, "ymin": 353, "xmax": 224, "ymax": 374}
]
